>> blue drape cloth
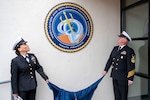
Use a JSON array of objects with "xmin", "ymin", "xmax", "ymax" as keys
[{"xmin": 47, "ymin": 76, "xmax": 104, "ymax": 100}]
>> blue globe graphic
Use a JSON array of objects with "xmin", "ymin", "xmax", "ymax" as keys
[{"xmin": 64, "ymin": 22, "xmax": 78, "ymax": 34}]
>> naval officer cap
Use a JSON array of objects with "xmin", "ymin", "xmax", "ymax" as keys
[
  {"xmin": 13, "ymin": 37, "xmax": 27, "ymax": 50},
  {"xmin": 118, "ymin": 31, "xmax": 132, "ymax": 41}
]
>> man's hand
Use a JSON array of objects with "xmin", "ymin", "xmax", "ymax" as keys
[
  {"xmin": 13, "ymin": 93, "xmax": 18, "ymax": 98},
  {"xmin": 102, "ymin": 71, "xmax": 107, "ymax": 76},
  {"xmin": 128, "ymin": 80, "xmax": 133, "ymax": 85}
]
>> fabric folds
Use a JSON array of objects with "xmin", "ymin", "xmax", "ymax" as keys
[{"xmin": 47, "ymin": 76, "xmax": 104, "ymax": 100}]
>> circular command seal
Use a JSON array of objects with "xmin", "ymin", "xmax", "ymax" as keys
[{"xmin": 45, "ymin": 2, "xmax": 93, "ymax": 52}]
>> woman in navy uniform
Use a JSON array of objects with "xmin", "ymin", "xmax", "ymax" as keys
[
  {"xmin": 11, "ymin": 37, "xmax": 49, "ymax": 100},
  {"xmin": 102, "ymin": 31, "xmax": 135, "ymax": 100}
]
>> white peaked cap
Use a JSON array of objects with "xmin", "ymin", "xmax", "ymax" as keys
[
  {"xmin": 119, "ymin": 31, "xmax": 132, "ymax": 41},
  {"xmin": 12, "ymin": 37, "xmax": 27, "ymax": 50}
]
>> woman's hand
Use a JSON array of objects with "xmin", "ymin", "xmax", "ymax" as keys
[{"xmin": 45, "ymin": 79, "xmax": 49, "ymax": 83}]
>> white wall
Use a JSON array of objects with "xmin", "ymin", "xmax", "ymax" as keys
[{"xmin": 0, "ymin": 0, "xmax": 120, "ymax": 100}]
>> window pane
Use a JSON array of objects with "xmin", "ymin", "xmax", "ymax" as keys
[
  {"xmin": 128, "ymin": 76, "xmax": 148, "ymax": 99},
  {"xmin": 128, "ymin": 40, "xmax": 148, "ymax": 74},
  {"xmin": 123, "ymin": 3, "xmax": 148, "ymax": 38},
  {"xmin": 125, "ymin": 0, "xmax": 141, "ymax": 7}
]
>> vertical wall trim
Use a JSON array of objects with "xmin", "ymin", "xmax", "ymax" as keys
[
  {"xmin": 120, "ymin": 0, "xmax": 123, "ymax": 32},
  {"xmin": 148, "ymin": 0, "xmax": 150, "ymax": 96}
]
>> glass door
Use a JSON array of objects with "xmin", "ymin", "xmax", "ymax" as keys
[{"xmin": 121, "ymin": 0, "xmax": 150, "ymax": 100}]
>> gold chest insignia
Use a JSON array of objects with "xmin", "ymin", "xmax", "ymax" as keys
[
  {"xmin": 31, "ymin": 56, "xmax": 36, "ymax": 64},
  {"xmin": 131, "ymin": 55, "xmax": 135, "ymax": 63}
]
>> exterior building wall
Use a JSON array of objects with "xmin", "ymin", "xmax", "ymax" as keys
[{"xmin": 0, "ymin": 0, "xmax": 120, "ymax": 100}]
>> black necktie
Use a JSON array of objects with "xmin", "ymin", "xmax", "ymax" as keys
[
  {"xmin": 118, "ymin": 47, "xmax": 121, "ymax": 51},
  {"xmin": 25, "ymin": 56, "xmax": 30, "ymax": 62}
]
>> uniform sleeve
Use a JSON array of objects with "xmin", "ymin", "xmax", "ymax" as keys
[
  {"xmin": 33, "ymin": 55, "xmax": 49, "ymax": 80},
  {"xmin": 127, "ymin": 49, "xmax": 135, "ymax": 81},
  {"xmin": 11, "ymin": 59, "xmax": 19, "ymax": 94},
  {"xmin": 104, "ymin": 47, "xmax": 115, "ymax": 71}
]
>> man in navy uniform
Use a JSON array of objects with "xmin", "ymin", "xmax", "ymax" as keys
[
  {"xmin": 102, "ymin": 31, "xmax": 136, "ymax": 100},
  {"xmin": 11, "ymin": 37, "xmax": 49, "ymax": 100}
]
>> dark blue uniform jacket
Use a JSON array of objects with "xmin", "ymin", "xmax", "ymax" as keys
[
  {"xmin": 104, "ymin": 45, "xmax": 135, "ymax": 81},
  {"xmin": 11, "ymin": 53, "xmax": 48, "ymax": 94}
]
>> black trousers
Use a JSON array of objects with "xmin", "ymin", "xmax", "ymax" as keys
[
  {"xmin": 19, "ymin": 88, "xmax": 36, "ymax": 100},
  {"xmin": 113, "ymin": 79, "xmax": 128, "ymax": 100}
]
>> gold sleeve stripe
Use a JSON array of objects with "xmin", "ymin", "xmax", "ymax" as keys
[{"xmin": 128, "ymin": 69, "xmax": 135, "ymax": 78}]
